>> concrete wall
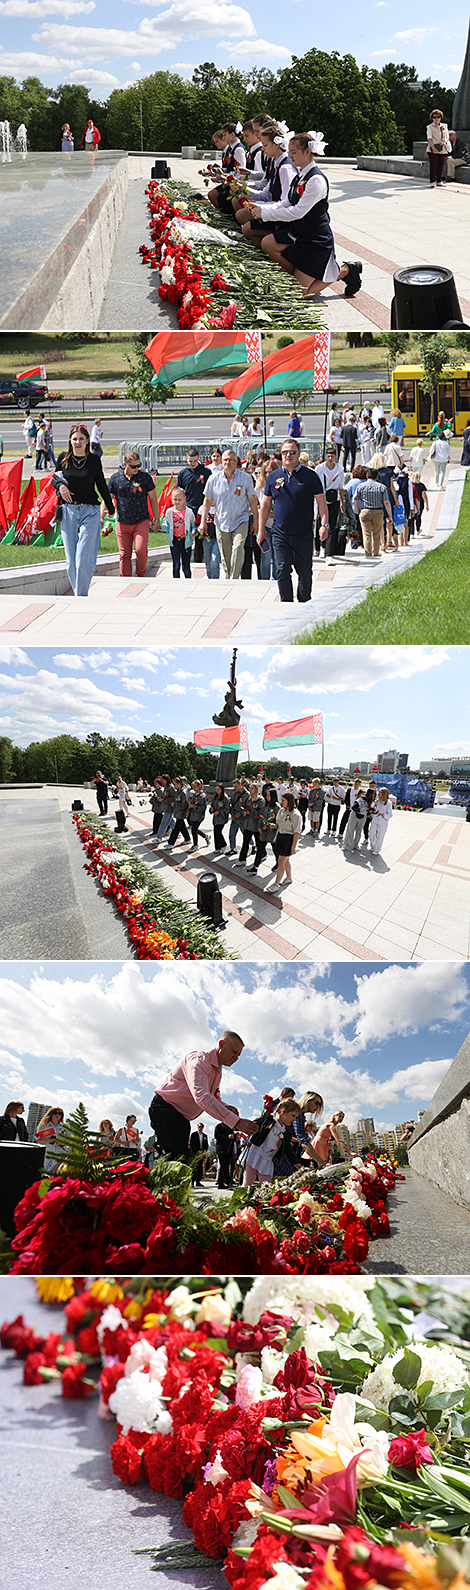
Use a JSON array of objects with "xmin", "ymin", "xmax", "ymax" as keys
[
  {"xmin": 408, "ymin": 1029, "xmax": 470, "ymax": 1209},
  {"xmin": 41, "ymin": 157, "xmax": 128, "ymax": 331}
]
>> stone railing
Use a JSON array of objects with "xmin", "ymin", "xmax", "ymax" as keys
[{"xmin": 408, "ymin": 1031, "xmax": 470, "ymax": 1209}]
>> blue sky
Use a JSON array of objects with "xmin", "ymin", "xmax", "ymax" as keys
[
  {"xmin": 0, "ymin": 0, "xmax": 467, "ymax": 95},
  {"xmin": 0, "ymin": 643, "xmax": 468, "ymax": 771},
  {"xmin": 0, "ymin": 960, "xmax": 467, "ymax": 1138}
]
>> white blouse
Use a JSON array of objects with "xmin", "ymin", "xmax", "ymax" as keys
[{"xmin": 260, "ymin": 161, "xmax": 327, "ymax": 225}]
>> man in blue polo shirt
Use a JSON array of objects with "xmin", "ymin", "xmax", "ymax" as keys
[{"xmin": 257, "ymin": 438, "xmax": 328, "ymax": 602}]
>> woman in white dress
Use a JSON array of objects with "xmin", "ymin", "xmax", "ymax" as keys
[{"xmin": 369, "ymin": 787, "xmax": 393, "ymax": 855}]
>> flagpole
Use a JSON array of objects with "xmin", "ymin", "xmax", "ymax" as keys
[
  {"xmin": 261, "ymin": 358, "xmax": 268, "ymax": 450},
  {"xmin": 322, "ymin": 388, "xmax": 329, "ymax": 457}
]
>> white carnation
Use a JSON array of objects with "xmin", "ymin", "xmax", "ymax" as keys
[
  {"xmin": 362, "ymin": 1343, "xmax": 469, "ymax": 1413},
  {"xmin": 202, "ymin": 1448, "xmax": 230, "ymax": 1485},
  {"xmin": 124, "ymin": 1340, "xmax": 168, "ymax": 1382},
  {"xmin": 167, "ymin": 1285, "xmax": 195, "ymax": 1321},
  {"xmin": 303, "ymin": 1322, "xmax": 339, "ymax": 1361},
  {"xmin": 260, "ymin": 1565, "xmax": 305, "ymax": 1590},
  {"xmin": 261, "ymin": 1346, "xmax": 287, "ymax": 1384},
  {"xmin": 109, "ymin": 1368, "xmax": 173, "ymax": 1435},
  {"xmin": 97, "ymin": 1304, "xmax": 128, "ymax": 1349},
  {"xmin": 231, "ymin": 1518, "xmax": 260, "ymax": 1552}
]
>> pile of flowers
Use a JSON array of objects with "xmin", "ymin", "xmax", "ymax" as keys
[
  {"xmin": 5, "ymin": 1134, "xmax": 399, "ymax": 1275},
  {"xmin": 3, "ymin": 1277, "xmax": 470, "ymax": 1587},
  {"xmin": 72, "ymin": 811, "xmax": 233, "ymax": 960},
  {"xmin": 139, "ymin": 179, "xmax": 325, "ymax": 329}
]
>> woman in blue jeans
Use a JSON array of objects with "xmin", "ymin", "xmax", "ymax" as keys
[{"xmin": 53, "ymin": 424, "xmax": 114, "ymax": 596}]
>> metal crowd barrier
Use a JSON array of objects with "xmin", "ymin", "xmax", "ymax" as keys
[{"xmin": 119, "ymin": 437, "xmax": 323, "ymax": 470}]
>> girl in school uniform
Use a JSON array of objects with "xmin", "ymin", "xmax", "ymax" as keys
[
  {"xmin": 235, "ymin": 121, "xmax": 294, "ymax": 245},
  {"xmin": 207, "ymin": 122, "xmax": 246, "ymax": 213},
  {"xmin": 243, "ymin": 1098, "xmax": 301, "ymax": 1186},
  {"xmin": 249, "ymin": 131, "xmax": 362, "ymax": 299},
  {"xmin": 369, "ymin": 787, "xmax": 393, "ymax": 855}
]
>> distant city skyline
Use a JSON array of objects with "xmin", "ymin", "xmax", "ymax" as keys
[
  {"xmin": 1, "ymin": 644, "xmax": 469, "ymax": 774},
  {"xmin": 1, "ymin": 960, "xmax": 468, "ymax": 1140}
]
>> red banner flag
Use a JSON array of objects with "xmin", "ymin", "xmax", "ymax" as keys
[
  {"xmin": 158, "ymin": 474, "xmax": 176, "ymax": 516},
  {"xmin": 18, "ymin": 476, "xmax": 56, "ymax": 542},
  {"xmin": 15, "ymin": 476, "xmax": 36, "ymax": 533},
  {"xmin": 0, "ymin": 460, "xmax": 23, "ymax": 526},
  {"xmin": 16, "ymin": 365, "xmax": 47, "ymax": 382},
  {"xmin": 263, "ymin": 714, "xmax": 323, "ymax": 751},
  {"xmin": 223, "ymin": 335, "xmax": 331, "ymax": 416},
  {"xmin": 194, "ymin": 725, "xmax": 242, "ymax": 755}
]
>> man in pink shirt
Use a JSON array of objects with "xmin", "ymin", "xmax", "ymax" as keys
[{"xmin": 149, "ymin": 1031, "xmax": 256, "ymax": 1159}]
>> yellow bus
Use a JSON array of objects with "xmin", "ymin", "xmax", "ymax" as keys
[{"xmin": 391, "ymin": 363, "xmax": 470, "ymax": 436}]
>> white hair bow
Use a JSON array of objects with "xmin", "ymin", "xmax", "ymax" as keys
[
  {"xmin": 236, "ymin": 121, "xmax": 243, "ymax": 135},
  {"xmin": 277, "ymin": 119, "xmax": 292, "ymax": 143},
  {"xmin": 307, "ymin": 129, "xmax": 327, "ymax": 155},
  {"xmin": 274, "ymin": 134, "xmax": 287, "ymax": 147}
]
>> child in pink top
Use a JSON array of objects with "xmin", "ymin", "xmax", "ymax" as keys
[
  {"xmin": 161, "ymin": 486, "xmax": 195, "ymax": 578},
  {"xmin": 312, "ymin": 1110, "xmax": 345, "ymax": 1164}
]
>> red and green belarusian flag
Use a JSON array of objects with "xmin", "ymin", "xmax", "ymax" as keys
[
  {"xmin": 223, "ymin": 335, "xmax": 331, "ymax": 416},
  {"xmin": 16, "ymin": 365, "xmax": 47, "ymax": 382},
  {"xmin": 145, "ymin": 332, "xmax": 262, "ymax": 387},
  {"xmin": 262, "ymin": 714, "xmax": 323, "ymax": 752},
  {"xmin": 194, "ymin": 723, "xmax": 249, "ymax": 756}
]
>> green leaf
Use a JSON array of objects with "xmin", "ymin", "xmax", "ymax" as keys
[
  {"xmin": 422, "ymin": 1389, "xmax": 467, "ymax": 1412},
  {"xmin": 392, "ymin": 1349, "xmax": 422, "ymax": 1389},
  {"xmin": 276, "ymin": 1486, "xmax": 300, "ymax": 1509},
  {"xmin": 416, "ymin": 1378, "xmax": 434, "ymax": 1404}
]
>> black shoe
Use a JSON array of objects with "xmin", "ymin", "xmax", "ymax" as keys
[
  {"xmin": 343, "ymin": 260, "xmax": 362, "ymax": 297},
  {"xmin": 247, "ymin": 866, "xmax": 258, "ymax": 875}
]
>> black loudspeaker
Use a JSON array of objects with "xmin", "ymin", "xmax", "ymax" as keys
[
  {"xmin": 71, "ymin": 799, "xmax": 84, "ymax": 811},
  {"xmin": 151, "ymin": 160, "xmax": 171, "ymax": 179},
  {"xmin": 196, "ymin": 871, "xmax": 226, "ymax": 928},
  {"xmin": 390, "ymin": 266, "xmax": 465, "ymax": 328}
]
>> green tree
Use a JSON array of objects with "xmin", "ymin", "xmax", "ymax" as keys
[
  {"xmin": 415, "ymin": 333, "xmax": 455, "ymax": 424},
  {"xmin": 277, "ymin": 337, "xmax": 294, "ymax": 349},
  {"xmin": 123, "ymin": 338, "xmax": 176, "ymax": 439},
  {"xmin": 271, "ymin": 49, "xmax": 402, "ymax": 156},
  {"xmin": 0, "ymin": 737, "xmax": 14, "ymax": 782},
  {"xmin": 382, "ymin": 63, "xmax": 454, "ymax": 155},
  {"xmin": 379, "ymin": 333, "xmax": 410, "ymax": 364}
]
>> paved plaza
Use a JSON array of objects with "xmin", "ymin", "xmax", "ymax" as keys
[
  {"xmin": 0, "ymin": 463, "xmax": 464, "ymax": 642},
  {"xmin": 2, "ymin": 784, "xmax": 469, "ymax": 964}
]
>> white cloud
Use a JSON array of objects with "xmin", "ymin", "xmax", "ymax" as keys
[
  {"xmin": 68, "ymin": 66, "xmax": 120, "ymax": 81},
  {"xmin": 172, "ymin": 60, "xmax": 194, "ymax": 70},
  {"xmin": 0, "ymin": 646, "xmax": 32, "ymax": 666},
  {"xmin": 0, "ymin": 668, "xmax": 142, "ymax": 741},
  {"xmin": 0, "ymin": 0, "xmax": 94, "ymax": 12},
  {"xmin": 53, "ymin": 654, "xmax": 85, "ymax": 669},
  {"xmin": 34, "ymin": 0, "xmax": 256, "ymax": 59},
  {"xmin": 85, "ymin": 651, "xmax": 112, "ymax": 668},
  {"xmin": 264, "ymin": 646, "xmax": 449, "ymax": 695},
  {"xmin": 218, "ymin": 36, "xmax": 291, "ymax": 61},
  {"xmin": 342, "ymin": 964, "xmax": 468, "ymax": 1057},
  {"xmin": 371, "ymin": 48, "xmax": 396, "ymax": 55},
  {"xmin": 394, "ymin": 26, "xmax": 437, "ymax": 39},
  {"xmin": 0, "ymin": 47, "xmax": 69, "ymax": 69}
]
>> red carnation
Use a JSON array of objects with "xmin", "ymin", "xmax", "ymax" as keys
[
  {"xmin": 99, "ymin": 1362, "xmax": 125, "ymax": 1405},
  {"xmin": 23, "ymin": 1351, "xmax": 48, "ymax": 1385},
  {"xmin": 61, "ymin": 1362, "xmax": 94, "ymax": 1399},
  {"xmin": 110, "ymin": 1432, "xmax": 143, "ymax": 1484}
]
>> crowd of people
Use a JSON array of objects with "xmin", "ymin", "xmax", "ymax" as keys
[
  {"xmin": 89, "ymin": 767, "xmax": 396, "ymax": 887},
  {"xmin": 204, "ymin": 116, "xmax": 363, "ymax": 301},
  {"xmin": 15, "ymin": 397, "xmax": 466, "ymax": 601}
]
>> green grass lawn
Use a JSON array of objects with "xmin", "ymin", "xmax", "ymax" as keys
[
  {"xmin": 0, "ymin": 473, "xmax": 169, "ymax": 567},
  {"xmin": 297, "ymin": 472, "xmax": 470, "ymax": 646}
]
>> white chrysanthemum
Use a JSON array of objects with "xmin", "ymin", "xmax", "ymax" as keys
[
  {"xmin": 97, "ymin": 1304, "xmax": 128, "ymax": 1348},
  {"xmin": 303, "ymin": 1322, "xmax": 339, "ymax": 1361},
  {"xmin": 345, "ymin": 1192, "xmax": 372, "ymax": 1221},
  {"xmin": 109, "ymin": 1368, "xmax": 173, "ymax": 1435},
  {"xmin": 362, "ymin": 1343, "xmax": 469, "ymax": 1413},
  {"xmin": 261, "ymin": 1345, "xmax": 288, "ymax": 1385},
  {"xmin": 124, "ymin": 1340, "xmax": 168, "ymax": 1382},
  {"xmin": 243, "ymin": 1277, "xmax": 375, "ymax": 1326}
]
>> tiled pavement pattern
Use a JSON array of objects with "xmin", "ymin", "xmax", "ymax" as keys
[
  {"xmin": 122, "ymin": 801, "xmax": 470, "ymax": 963},
  {"xmin": 3, "ymin": 786, "xmax": 469, "ymax": 964},
  {"xmin": 0, "ymin": 465, "xmax": 463, "ymax": 642}
]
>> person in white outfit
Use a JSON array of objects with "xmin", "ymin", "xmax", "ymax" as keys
[
  {"xmin": 115, "ymin": 774, "xmax": 130, "ymax": 832},
  {"xmin": 343, "ymin": 789, "xmax": 368, "ymax": 850},
  {"xmin": 369, "ymin": 787, "xmax": 393, "ymax": 855},
  {"xmin": 409, "ymin": 441, "xmax": 426, "ymax": 474},
  {"xmin": 22, "ymin": 412, "xmax": 36, "ymax": 457},
  {"xmin": 431, "ymin": 435, "xmax": 450, "ymax": 488}
]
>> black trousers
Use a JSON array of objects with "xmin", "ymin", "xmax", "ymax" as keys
[
  {"xmin": 152, "ymin": 811, "xmax": 163, "ymax": 834},
  {"xmin": 216, "ymin": 1147, "xmax": 234, "ymax": 1187},
  {"xmin": 213, "ymin": 824, "xmax": 227, "ymax": 850},
  {"xmin": 239, "ymin": 828, "xmax": 259, "ymax": 863},
  {"xmin": 272, "ymin": 529, "xmax": 313, "ymax": 603},
  {"xmin": 115, "ymin": 808, "xmax": 127, "ymax": 831},
  {"xmin": 148, "ymin": 1094, "xmax": 190, "ymax": 1158},
  {"xmin": 327, "ymin": 803, "xmax": 340, "ymax": 832},
  {"xmin": 167, "ymin": 818, "xmax": 190, "ymax": 844},
  {"xmin": 96, "ymin": 794, "xmax": 108, "ymax": 815},
  {"xmin": 339, "ymin": 804, "xmax": 350, "ymax": 836}
]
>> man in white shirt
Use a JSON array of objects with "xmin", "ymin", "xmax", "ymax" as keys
[
  {"xmin": 326, "ymin": 780, "xmax": 346, "ymax": 835},
  {"xmin": 372, "ymin": 402, "xmax": 385, "ymax": 428}
]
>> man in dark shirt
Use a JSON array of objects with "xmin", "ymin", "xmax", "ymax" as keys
[
  {"xmin": 177, "ymin": 448, "xmax": 212, "ymax": 513},
  {"xmin": 257, "ymin": 438, "xmax": 328, "ymax": 602}
]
